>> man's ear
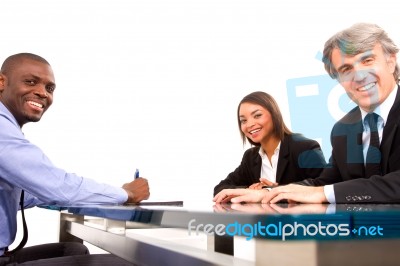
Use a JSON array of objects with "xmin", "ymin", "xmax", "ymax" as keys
[
  {"xmin": 387, "ymin": 54, "xmax": 397, "ymax": 74},
  {"xmin": 0, "ymin": 74, "xmax": 5, "ymax": 93}
]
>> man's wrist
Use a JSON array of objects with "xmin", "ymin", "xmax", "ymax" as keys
[{"xmin": 122, "ymin": 188, "xmax": 134, "ymax": 203}]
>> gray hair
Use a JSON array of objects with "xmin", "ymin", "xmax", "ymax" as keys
[{"xmin": 323, "ymin": 23, "xmax": 399, "ymax": 81}]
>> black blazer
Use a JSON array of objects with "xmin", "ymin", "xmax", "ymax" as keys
[
  {"xmin": 213, "ymin": 133, "xmax": 326, "ymax": 195},
  {"xmin": 301, "ymin": 86, "xmax": 400, "ymax": 203}
]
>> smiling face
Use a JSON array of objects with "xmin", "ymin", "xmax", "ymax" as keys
[
  {"xmin": 0, "ymin": 57, "xmax": 55, "ymax": 127},
  {"xmin": 239, "ymin": 102, "xmax": 275, "ymax": 145},
  {"xmin": 332, "ymin": 43, "xmax": 397, "ymax": 112}
]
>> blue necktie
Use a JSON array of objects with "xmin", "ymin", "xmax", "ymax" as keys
[{"xmin": 365, "ymin": 113, "xmax": 381, "ymax": 178}]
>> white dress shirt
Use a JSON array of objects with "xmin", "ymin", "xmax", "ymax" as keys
[{"xmin": 259, "ymin": 142, "xmax": 281, "ymax": 183}]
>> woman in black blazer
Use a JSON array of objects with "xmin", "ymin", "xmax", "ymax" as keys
[{"xmin": 214, "ymin": 91, "xmax": 326, "ymax": 195}]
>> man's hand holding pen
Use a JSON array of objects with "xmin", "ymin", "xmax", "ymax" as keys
[{"xmin": 122, "ymin": 171, "xmax": 150, "ymax": 203}]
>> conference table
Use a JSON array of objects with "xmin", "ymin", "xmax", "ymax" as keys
[{"xmin": 53, "ymin": 202, "xmax": 400, "ymax": 266}]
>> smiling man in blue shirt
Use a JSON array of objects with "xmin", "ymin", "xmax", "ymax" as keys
[{"xmin": 0, "ymin": 53, "xmax": 149, "ymax": 265}]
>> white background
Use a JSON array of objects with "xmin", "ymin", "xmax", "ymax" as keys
[{"xmin": 2, "ymin": 0, "xmax": 399, "ymax": 250}]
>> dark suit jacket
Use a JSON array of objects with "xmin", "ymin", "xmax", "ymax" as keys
[
  {"xmin": 213, "ymin": 133, "xmax": 326, "ymax": 195},
  {"xmin": 300, "ymin": 86, "xmax": 400, "ymax": 203}
]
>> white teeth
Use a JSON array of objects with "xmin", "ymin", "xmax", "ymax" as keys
[
  {"xmin": 28, "ymin": 101, "xmax": 43, "ymax": 108},
  {"xmin": 358, "ymin": 83, "xmax": 375, "ymax": 91},
  {"xmin": 250, "ymin": 129, "xmax": 261, "ymax": 134}
]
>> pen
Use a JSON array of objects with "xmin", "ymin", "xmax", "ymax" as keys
[{"xmin": 135, "ymin": 168, "xmax": 140, "ymax": 179}]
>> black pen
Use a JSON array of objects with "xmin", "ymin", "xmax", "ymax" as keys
[{"xmin": 135, "ymin": 168, "xmax": 140, "ymax": 179}]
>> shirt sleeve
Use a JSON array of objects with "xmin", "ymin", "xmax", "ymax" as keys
[
  {"xmin": 0, "ymin": 115, "xmax": 128, "ymax": 206},
  {"xmin": 23, "ymin": 191, "xmax": 43, "ymax": 208},
  {"xmin": 323, "ymin": 185, "xmax": 336, "ymax": 203}
]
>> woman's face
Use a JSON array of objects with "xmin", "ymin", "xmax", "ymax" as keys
[{"xmin": 239, "ymin": 102, "xmax": 274, "ymax": 144}]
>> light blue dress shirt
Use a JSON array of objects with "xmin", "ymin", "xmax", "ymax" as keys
[{"xmin": 0, "ymin": 102, "xmax": 128, "ymax": 255}]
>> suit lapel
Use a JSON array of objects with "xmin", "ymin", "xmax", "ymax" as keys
[
  {"xmin": 381, "ymin": 125, "xmax": 397, "ymax": 173},
  {"xmin": 340, "ymin": 108, "xmax": 366, "ymax": 178},
  {"xmin": 381, "ymin": 86, "xmax": 400, "ymax": 173},
  {"xmin": 251, "ymin": 147, "xmax": 262, "ymax": 183},
  {"xmin": 348, "ymin": 123, "xmax": 366, "ymax": 178},
  {"xmin": 276, "ymin": 136, "xmax": 289, "ymax": 183}
]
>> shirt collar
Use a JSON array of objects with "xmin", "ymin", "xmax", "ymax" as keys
[
  {"xmin": 258, "ymin": 142, "xmax": 281, "ymax": 158},
  {"xmin": 359, "ymin": 84, "xmax": 398, "ymax": 126},
  {"xmin": 0, "ymin": 101, "xmax": 20, "ymax": 129}
]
